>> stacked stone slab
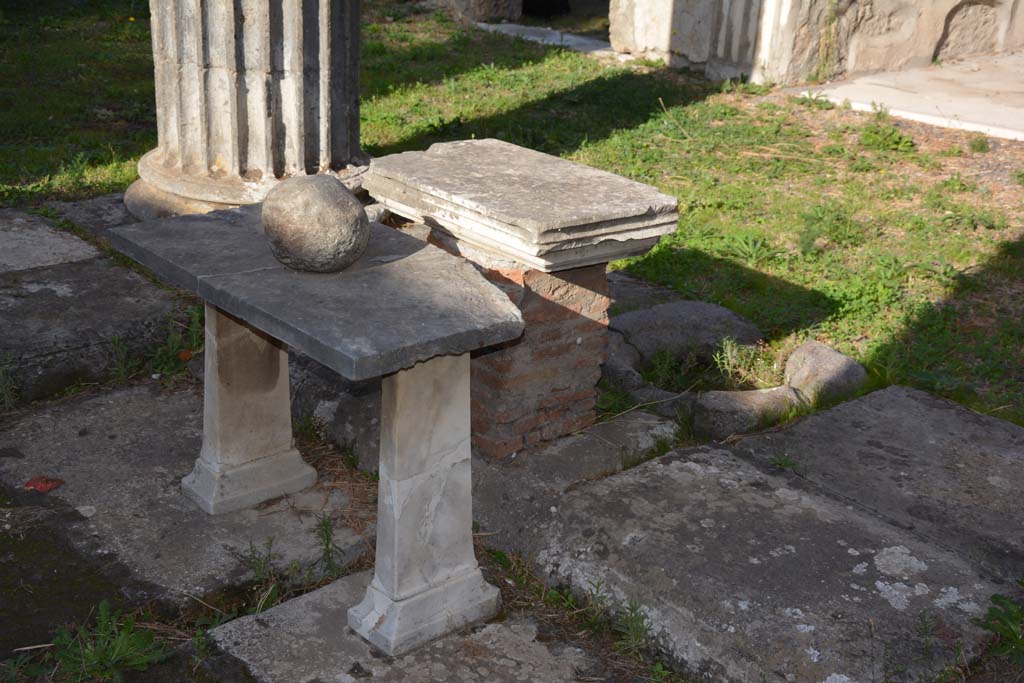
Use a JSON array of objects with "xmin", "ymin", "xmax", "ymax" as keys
[
  {"xmin": 126, "ymin": 0, "xmax": 367, "ymax": 220},
  {"xmin": 367, "ymin": 140, "xmax": 676, "ymax": 272},
  {"xmin": 366, "ymin": 139, "xmax": 678, "ymax": 458}
]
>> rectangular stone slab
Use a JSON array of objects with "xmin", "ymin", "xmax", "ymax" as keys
[
  {"xmin": 366, "ymin": 174, "xmax": 677, "ymax": 247},
  {"xmin": 369, "ymin": 139, "xmax": 678, "ymax": 235},
  {"xmin": 365, "ymin": 139, "xmax": 679, "ymax": 271},
  {"xmin": 731, "ymin": 386, "xmax": 1024, "ymax": 582},
  {"xmin": 109, "ymin": 208, "xmax": 524, "ymax": 381}
]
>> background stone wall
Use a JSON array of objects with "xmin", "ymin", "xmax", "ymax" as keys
[{"xmin": 753, "ymin": 0, "xmax": 1024, "ymax": 84}]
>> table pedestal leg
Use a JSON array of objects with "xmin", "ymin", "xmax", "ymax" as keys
[
  {"xmin": 348, "ymin": 353, "xmax": 499, "ymax": 655},
  {"xmin": 183, "ymin": 304, "xmax": 317, "ymax": 514}
]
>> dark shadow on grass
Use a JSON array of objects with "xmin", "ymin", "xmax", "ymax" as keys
[
  {"xmin": 865, "ymin": 238, "xmax": 1024, "ymax": 426},
  {"xmin": 622, "ymin": 245, "xmax": 840, "ymax": 340},
  {"xmin": 366, "ymin": 69, "xmax": 716, "ymax": 158}
]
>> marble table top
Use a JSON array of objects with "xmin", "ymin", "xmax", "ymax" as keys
[{"xmin": 110, "ymin": 206, "xmax": 524, "ymax": 381}]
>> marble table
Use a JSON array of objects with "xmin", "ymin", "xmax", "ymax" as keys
[{"xmin": 110, "ymin": 206, "xmax": 524, "ymax": 655}]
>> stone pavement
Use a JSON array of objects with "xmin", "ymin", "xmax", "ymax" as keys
[
  {"xmin": 532, "ymin": 387, "xmax": 1024, "ymax": 682},
  {"xmin": 211, "ymin": 572, "xmax": 589, "ymax": 683},
  {"xmin": 0, "ymin": 385, "xmax": 368, "ymax": 602},
  {"xmin": 0, "ymin": 205, "xmax": 183, "ymax": 402},
  {"xmin": 801, "ymin": 52, "xmax": 1024, "ymax": 141}
]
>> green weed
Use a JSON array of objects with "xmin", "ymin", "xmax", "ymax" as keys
[
  {"xmin": 712, "ymin": 338, "xmax": 783, "ymax": 389},
  {"xmin": 721, "ymin": 232, "xmax": 784, "ymax": 267},
  {"xmin": 968, "ymin": 136, "xmax": 991, "ymax": 154},
  {"xmin": 149, "ymin": 306, "xmax": 204, "ymax": 379},
  {"xmin": 614, "ymin": 601, "xmax": 654, "ymax": 658},
  {"xmin": 769, "ymin": 454, "xmax": 805, "ymax": 475},
  {"xmin": 596, "ymin": 381, "xmax": 637, "ymax": 420},
  {"xmin": 792, "ymin": 93, "xmax": 835, "ymax": 110},
  {"xmin": 50, "ymin": 600, "xmax": 168, "ymax": 682},
  {"xmin": 313, "ymin": 513, "xmax": 346, "ymax": 579},
  {"xmin": 799, "ymin": 201, "xmax": 866, "ymax": 252},
  {"xmin": 974, "ymin": 580, "xmax": 1024, "ymax": 665},
  {"xmin": 1013, "ymin": 169, "xmax": 1024, "ymax": 186},
  {"xmin": 860, "ymin": 123, "xmax": 915, "ymax": 152},
  {"xmin": 109, "ymin": 336, "xmax": 142, "ymax": 385}
]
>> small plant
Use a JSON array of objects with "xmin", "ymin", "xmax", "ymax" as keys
[
  {"xmin": 792, "ymin": 93, "xmax": 835, "ymax": 110},
  {"xmin": 109, "ymin": 336, "xmax": 142, "ymax": 385},
  {"xmin": 50, "ymin": 600, "xmax": 168, "ymax": 681},
  {"xmin": 974, "ymin": 580, "xmax": 1024, "ymax": 665},
  {"xmin": 938, "ymin": 174, "xmax": 976, "ymax": 193},
  {"xmin": 191, "ymin": 608, "xmax": 237, "ymax": 667},
  {"xmin": 712, "ymin": 338, "xmax": 783, "ymax": 390},
  {"xmin": 596, "ymin": 381, "xmax": 636, "ymax": 420},
  {"xmin": 721, "ymin": 232, "xmax": 784, "ymax": 267},
  {"xmin": 799, "ymin": 202, "xmax": 865, "ymax": 251},
  {"xmin": 769, "ymin": 454, "xmax": 803, "ymax": 474},
  {"xmin": 967, "ymin": 135, "xmax": 990, "ymax": 153},
  {"xmin": 294, "ymin": 412, "xmax": 325, "ymax": 443},
  {"xmin": 581, "ymin": 581, "xmax": 610, "ymax": 635},
  {"xmin": 0, "ymin": 354, "xmax": 17, "ymax": 410},
  {"xmin": 1013, "ymin": 169, "xmax": 1024, "ymax": 186},
  {"xmin": 720, "ymin": 78, "xmax": 771, "ymax": 96},
  {"xmin": 150, "ymin": 306, "xmax": 205, "ymax": 379},
  {"xmin": 614, "ymin": 601, "xmax": 654, "ymax": 658},
  {"xmin": 860, "ymin": 122, "xmax": 915, "ymax": 153},
  {"xmin": 314, "ymin": 513, "xmax": 346, "ymax": 579}
]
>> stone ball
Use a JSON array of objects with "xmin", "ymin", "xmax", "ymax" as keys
[{"xmin": 261, "ymin": 175, "xmax": 370, "ymax": 273}]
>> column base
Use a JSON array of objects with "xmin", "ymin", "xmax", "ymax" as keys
[
  {"xmin": 124, "ymin": 178, "xmax": 237, "ymax": 222},
  {"xmin": 348, "ymin": 569, "xmax": 500, "ymax": 656},
  {"xmin": 182, "ymin": 449, "xmax": 317, "ymax": 515}
]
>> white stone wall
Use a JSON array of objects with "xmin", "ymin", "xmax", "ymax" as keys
[
  {"xmin": 608, "ymin": 0, "xmax": 1024, "ymax": 84},
  {"xmin": 609, "ymin": 0, "xmax": 763, "ymax": 78},
  {"xmin": 753, "ymin": 0, "xmax": 1024, "ymax": 84}
]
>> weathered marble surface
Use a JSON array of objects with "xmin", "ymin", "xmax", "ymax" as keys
[
  {"xmin": 182, "ymin": 305, "xmax": 317, "ymax": 514},
  {"xmin": 349, "ymin": 354, "xmax": 500, "ymax": 655},
  {"xmin": 539, "ymin": 446, "xmax": 996, "ymax": 683},
  {"xmin": 0, "ymin": 209, "xmax": 98, "ymax": 274},
  {"xmin": 127, "ymin": 0, "xmax": 366, "ymax": 219},
  {"xmin": 109, "ymin": 208, "xmax": 524, "ymax": 381},
  {"xmin": 366, "ymin": 139, "xmax": 678, "ymax": 271}
]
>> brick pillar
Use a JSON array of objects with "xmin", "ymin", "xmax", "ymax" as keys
[{"xmin": 429, "ymin": 232, "xmax": 610, "ymax": 459}]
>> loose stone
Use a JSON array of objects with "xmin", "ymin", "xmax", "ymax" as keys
[{"xmin": 261, "ymin": 176, "xmax": 370, "ymax": 273}]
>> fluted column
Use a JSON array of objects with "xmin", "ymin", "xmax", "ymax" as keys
[{"xmin": 127, "ymin": 0, "xmax": 367, "ymax": 221}]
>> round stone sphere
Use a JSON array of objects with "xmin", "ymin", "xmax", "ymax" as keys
[{"xmin": 261, "ymin": 175, "xmax": 370, "ymax": 273}]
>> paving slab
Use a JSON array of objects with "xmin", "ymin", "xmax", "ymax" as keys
[
  {"xmin": 802, "ymin": 52, "xmax": 1024, "ymax": 141},
  {"xmin": 538, "ymin": 445, "xmax": 998, "ymax": 682},
  {"xmin": 0, "ymin": 386, "xmax": 367, "ymax": 601},
  {"xmin": 212, "ymin": 571, "xmax": 590, "ymax": 683},
  {"xmin": 0, "ymin": 209, "xmax": 99, "ymax": 274},
  {"xmin": 46, "ymin": 192, "xmax": 137, "ymax": 241},
  {"xmin": 0, "ymin": 257, "xmax": 182, "ymax": 401},
  {"xmin": 475, "ymin": 22, "xmax": 625, "ymax": 59},
  {"xmin": 110, "ymin": 208, "xmax": 524, "ymax": 381},
  {"xmin": 732, "ymin": 386, "xmax": 1024, "ymax": 583},
  {"xmin": 473, "ymin": 411, "xmax": 678, "ymax": 555}
]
